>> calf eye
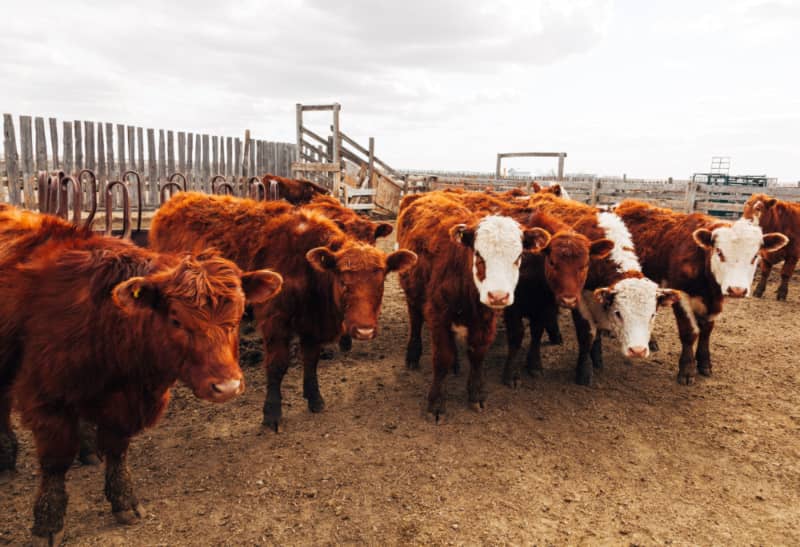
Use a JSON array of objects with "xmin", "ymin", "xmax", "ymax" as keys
[
  {"xmin": 715, "ymin": 249, "xmax": 725, "ymax": 261},
  {"xmin": 614, "ymin": 310, "xmax": 623, "ymax": 320},
  {"xmin": 171, "ymin": 318, "xmax": 181, "ymax": 328}
]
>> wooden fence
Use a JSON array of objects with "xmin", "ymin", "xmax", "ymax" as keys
[
  {"xmin": 402, "ymin": 172, "xmax": 800, "ymax": 218},
  {"xmin": 2, "ymin": 113, "xmax": 297, "ymax": 209}
]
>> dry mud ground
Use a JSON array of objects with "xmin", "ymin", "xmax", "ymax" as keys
[{"xmin": 2, "ymin": 233, "xmax": 800, "ymax": 546}]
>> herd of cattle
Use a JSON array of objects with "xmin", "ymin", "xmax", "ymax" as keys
[{"xmin": 0, "ymin": 174, "xmax": 798, "ymax": 545}]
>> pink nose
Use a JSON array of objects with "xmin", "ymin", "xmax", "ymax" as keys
[
  {"xmin": 211, "ymin": 378, "xmax": 244, "ymax": 399},
  {"xmin": 350, "ymin": 326, "xmax": 376, "ymax": 340},
  {"xmin": 488, "ymin": 291, "xmax": 510, "ymax": 306},
  {"xmin": 559, "ymin": 296, "xmax": 578, "ymax": 308},
  {"xmin": 626, "ymin": 346, "xmax": 648, "ymax": 358},
  {"xmin": 727, "ymin": 287, "xmax": 748, "ymax": 298}
]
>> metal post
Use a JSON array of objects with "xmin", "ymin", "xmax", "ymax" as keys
[
  {"xmin": 557, "ymin": 154, "xmax": 565, "ymax": 180},
  {"xmin": 295, "ymin": 103, "xmax": 303, "ymax": 167},
  {"xmin": 332, "ymin": 103, "xmax": 341, "ymax": 197},
  {"xmin": 366, "ymin": 137, "xmax": 375, "ymax": 189},
  {"xmin": 495, "ymin": 153, "xmax": 502, "ymax": 179}
]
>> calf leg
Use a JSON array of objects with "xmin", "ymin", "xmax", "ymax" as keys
[
  {"xmin": 31, "ymin": 414, "xmax": 79, "ymax": 546},
  {"xmin": 0, "ymin": 387, "xmax": 17, "ymax": 472},
  {"xmin": 525, "ymin": 315, "xmax": 546, "ymax": 377},
  {"xmin": 77, "ymin": 421, "xmax": 100, "ymax": 466},
  {"xmin": 427, "ymin": 319, "xmax": 457, "ymax": 420},
  {"xmin": 262, "ymin": 333, "xmax": 292, "ymax": 432},
  {"xmin": 776, "ymin": 256, "xmax": 797, "ymax": 301},
  {"xmin": 590, "ymin": 335, "xmax": 604, "ymax": 370},
  {"xmin": 752, "ymin": 259, "xmax": 773, "ymax": 298},
  {"xmin": 466, "ymin": 327, "xmax": 493, "ymax": 410},
  {"xmin": 502, "ymin": 305, "xmax": 524, "ymax": 387},
  {"xmin": 405, "ymin": 299, "xmax": 424, "ymax": 370},
  {"xmin": 695, "ymin": 316, "xmax": 714, "ymax": 376},
  {"xmin": 97, "ymin": 426, "xmax": 142, "ymax": 525},
  {"xmin": 300, "ymin": 337, "xmax": 325, "ymax": 413},
  {"xmin": 544, "ymin": 313, "xmax": 563, "ymax": 345},
  {"xmin": 672, "ymin": 299, "xmax": 699, "ymax": 385},
  {"xmin": 571, "ymin": 310, "xmax": 596, "ymax": 386}
]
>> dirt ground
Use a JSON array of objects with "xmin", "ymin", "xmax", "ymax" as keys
[{"xmin": 2, "ymin": 233, "xmax": 800, "ymax": 546}]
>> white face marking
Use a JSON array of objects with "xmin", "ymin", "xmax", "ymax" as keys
[
  {"xmin": 581, "ymin": 277, "xmax": 668, "ymax": 358},
  {"xmin": 707, "ymin": 219, "xmax": 764, "ymax": 296},
  {"xmin": 472, "ymin": 215, "xmax": 524, "ymax": 309},
  {"xmin": 597, "ymin": 212, "xmax": 640, "ymax": 272}
]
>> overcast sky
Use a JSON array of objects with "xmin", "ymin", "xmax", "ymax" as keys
[{"xmin": 2, "ymin": 0, "xmax": 798, "ymax": 180}]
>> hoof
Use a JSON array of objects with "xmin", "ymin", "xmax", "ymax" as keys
[
  {"xmin": 776, "ymin": 292, "xmax": 788, "ymax": 302},
  {"xmin": 468, "ymin": 401, "xmax": 486, "ymax": 413},
  {"xmin": 113, "ymin": 504, "xmax": 145, "ymax": 525},
  {"xmin": 648, "ymin": 339, "xmax": 660, "ymax": 352},
  {"xmin": 427, "ymin": 400, "xmax": 446, "ymax": 423},
  {"xmin": 319, "ymin": 348, "xmax": 335, "ymax": 361},
  {"xmin": 752, "ymin": 288, "xmax": 765, "ymax": 298},
  {"xmin": 262, "ymin": 404, "xmax": 283, "ymax": 433},
  {"xmin": 307, "ymin": 397, "xmax": 326, "ymax": 413},
  {"xmin": 405, "ymin": 359, "xmax": 420, "ymax": 371},
  {"xmin": 676, "ymin": 372, "xmax": 695, "ymax": 386},
  {"xmin": 338, "ymin": 335, "xmax": 353, "ymax": 352},
  {"xmin": 525, "ymin": 365, "xmax": 544, "ymax": 377},
  {"xmin": 592, "ymin": 359, "xmax": 604, "ymax": 370},
  {"xmin": 502, "ymin": 376, "xmax": 521, "ymax": 389},
  {"xmin": 78, "ymin": 453, "xmax": 102, "ymax": 466},
  {"xmin": 698, "ymin": 367, "xmax": 712, "ymax": 377},
  {"xmin": 32, "ymin": 529, "xmax": 65, "ymax": 547},
  {"xmin": 546, "ymin": 334, "xmax": 563, "ymax": 346},
  {"xmin": 575, "ymin": 370, "xmax": 592, "ymax": 386}
]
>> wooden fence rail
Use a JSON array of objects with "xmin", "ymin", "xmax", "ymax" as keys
[
  {"xmin": 409, "ymin": 173, "xmax": 800, "ymax": 218},
  {"xmin": 2, "ymin": 113, "xmax": 297, "ymax": 209}
]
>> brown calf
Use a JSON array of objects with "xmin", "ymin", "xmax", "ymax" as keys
[
  {"xmin": 397, "ymin": 193, "xmax": 551, "ymax": 418},
  {"xmin": 302, "ymin": 193, "xmax": 393, "ymax": 245},
  {"xmin": 150, "ymin": 192, "xmax": 416, "ymax": 431},
  {"xmin": 0, "ymin": 206, "xmax": 281, "ymax": 546},
  {"xmin": 261, "ymin": 173, "xmax": 330, "ymax": 204},
  {"xmin": 614, "ymin": 199, "xmax": 788, "ymax": 384},
  {"xmin": 743, "ymin": 193, "xmax": 800, "ymax": 300}
]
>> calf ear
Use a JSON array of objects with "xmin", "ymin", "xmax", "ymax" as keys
[
  {"xmin": 593, "ymin": 287, "xmax": 615, "ymax": 307},
  {"xmin": 762, "ymin": 232, "xmax": 789, "ymax": 253},
  {"xmin": 765, "ymin": 198, "xmax": 777, "ymax": 208},
  {"xmin": 692, "ymin": 228, "xmax": 715, "ymax": 250},
  {"xmin": 450, "ymin": 224, "xmax": 476, "ymax": 248},
  {"xmin": 532, "ymin": 182, "xmax": 542, "ymax": 193},
  {"xmin": 590, "ymin": 238, "xmax": 614, "ymax": 260},
  {"xmin": 242, "ymin": 270, "xmax": 283, "ymax": 304},
  {"xmin": 113, "ymin": 277, "xmax": 161, "ymax": 313},
  {"xmin": 306, "ymin": 247, "xmax": 338, "ymax": 272},
  {"xmin": 657, "ymin": 289, "xmax": 680, "ymax": 307},
  {"xmin": 550, "ymin": 184, "xmax": 563, "ymax": 197},
  {"xmin": 374, "ymin": 222, "xmax": 394, "ymax": 239},
  {"xmin": 523, "ymin": 227, "xmax": 552, "ymax": 253},
  {"xmin": 386, "ymin": 250, "xmax": 417, "ymax": 273}
]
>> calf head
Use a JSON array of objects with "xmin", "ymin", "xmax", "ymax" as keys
[
  {"xmin": 542, "ymin": 232, "xmax": 613, "ymax": 309},
  {"xmin": 307, "ymin": 243, "xmax": 417, "ymax": 340},
  {"xmin": 451, "ymin": 215, "xmax": 551, "ymax": 309},
  {"xmin": 742, "ymin": 193, "xmax": 777, "ymax": 224},
  {"xmin": 114, "ymin": 255, "xmax": 283, "ymax": 402},
  {"xmin": 336, "ymin": 217, "xmax": 394, "ymax": 244},
  {"xmin": 693, "ymin": 219, "xmax": 788, "ymax": 297},
  {"xmin": 283, "ymin": 178, "xmax": 330, "ymax": 203},
  {"xmin": 592, "ymin": 278, "xmax": 679, "ymax": 359}
]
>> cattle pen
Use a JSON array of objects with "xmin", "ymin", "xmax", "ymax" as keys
[{"xmin": 2, "ymin": 109, "xmax": 800, "ymax": 546}]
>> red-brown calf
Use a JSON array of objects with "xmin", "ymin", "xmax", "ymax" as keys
[
  {"xmin": 150, "ymin": 192, "xmax": 416, "ymax": 431},
  {"xmin": 261, "ymin": 173, "xmax": 330, "ymax": 204},
  {"xmin": 743, "ymin": 193, "xmax": 800, "ymax": 301},
  {"xmin": 0, "ymin": 207, "xmax": 281, "ymax": 546}
]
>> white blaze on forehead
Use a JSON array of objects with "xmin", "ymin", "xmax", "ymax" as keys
[
  {"xmin": 709, "ymin": 219, "xmax": 764, "ymax": 295},
  {"xmin": 472, "ymin": 215, "xmax": 524, "ymax": 308},
  {"xmin": 580, "ymin": 277, "xmax": 664, "ymax": 358},
  {"xmin": 597, "ymin": 212, "xmax": 640, "ymax": 272}
]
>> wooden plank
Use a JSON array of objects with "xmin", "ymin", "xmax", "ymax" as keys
[
  {"xmin": 48, "ymin": 117, "xmax": 59, "ymax": 169},
  {"xmin": 3, "ymin": 114, "xmax": 20, "ymax": 205},
  {"xmin": 167, "ymin": 130, "xmax": 175, "ymax": 175},
  {"xmin": 247, "ymin": 138, "xmax": 255, "ymax": 180},
  {"xmin": 147, "ymin": 129, "xmax": 157, "ymax": 203},
  {"xmin": 63, "ymin": 121, "xmax": 74, "ymax": 176},
  {"xmin": 136, "ymin": 127, "xmax": 144, "ymax": 173},
  {"xmin": 84, "ymin": 121, "xmax": 95, "ymax": 171},
  {"xmin": 265, "ymin": 141, "xmax": 275, "ymax": 173},
  {"xmin": 73, "ymin": 121, "xmax": 83, "ymax": 171},
  {"xmin": 212, "ymin": 135, "xmax": 219, "ymax": 175},
  {"xmin": 34, "ymin": 117, "xmax": 47, "ymax": 172},
  {"xmin": 202, "ymin": 134, "xmax": 210, "ymax": 191},
  {"xmin": 158, "ymin": 129, "xmax": 166, "ymax": 182},
  {"xmin": 193, "ymin": 133, "xmax": 201, "ymax": 190},
  {"xmin": 114, "ymin": 124, "xmax": 124, "ymax": 175},
  {"xmin": 219, "ymin": 136, "xmax": 225, "ymax": 176},
  {"xmin": 255, "ymin": 140, "xmax": 262, "ymax": 174},
  {"xmin": 366, "ymin": 137, "xmax": 374, "ymax": 189},
  {"xmin": 234, "ymin": 138, "xmax": 241, "ymax": 178},
  {"xmin": 300, "ymin": 104, "xmax": 339, "ymax": 111},
  {"xmin": 187, "ymin": 132, "xmax": 194, "ymax": 188},
  {"xmin": 291, "ymin": 162, "xmax": 340, "ymax": 173},
  {"xmin": 105, "ymin": 122, "xmax": 115, "ymax": 177},
  {"xmin": 177, "ymin": 132, "xmax": 186, "ymax": 174},
  {"xmin": 19, "ymin": 116, "xmax": 35, "ymax": 208},
  {"xmin": 127, "ymin": 126, "xmax": 135, "ymax": 173},
  {"xmin": 226, "ymin": 137, "xmax": 232, "ymax": 176},
  {"xmin": 97, "ymin": 123, "xmax": 106, "ymax": 197}
]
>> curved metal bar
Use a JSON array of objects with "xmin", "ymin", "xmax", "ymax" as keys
[
  {"xmin": 105, "ymin": 180, "xmax": 131, "ymax": 240},
  {"xmin": 168, "ymin": 172, "xmax": 188, "ymax": 191},
  {"xmin": 56, "ymin": 176, "xmax": 83, "ymax": 225},
  {"xmin": 215, "ymin": 181, "xmax": 235, "ymax": 195},
  {"xmin": 75, "ymin": 169, "xmax": 98, "ymax": 227},
  {"xmin": 247, "ymin": 176, "xmax": 265, "ymax": 201},
  {"xmin": 121, "ymin": 170, "xmax": 143, "ymax": 234},
  {"xmin": 211, "ymin": 175, "xmax": 230, "ymax": 195},
  {"xmin": 160, "ymin": 182, "xmax": 183, "ymax": 204}
]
